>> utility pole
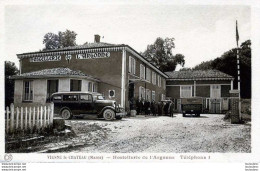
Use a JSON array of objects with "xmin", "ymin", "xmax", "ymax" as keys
[{"xmin": 236, "ymin": 20, "xmax": 242, "ymax": 121}]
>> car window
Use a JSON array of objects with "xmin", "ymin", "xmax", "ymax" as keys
[
  {"xmin": 80, "ymin": 94, "xmax": 92, "ymax": 101},
  {"xmin": 63, "ymin": 95, "xmax": 78, "ymax": 101},
  {"xmin": 93, "ymin": 95, "xmax": 104, "ymax": 100},
  {"xmin": 97, "ymin": 95, "xmax": 104, "ymax": 100},
  {"xmin": 53, "ymin": 95, "xmax": 62, "ymax": 102}
]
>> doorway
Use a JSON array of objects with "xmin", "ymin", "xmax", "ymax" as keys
[{"xmin": 47, "ymin": 80, "xmax": 59, "ymax": 102}]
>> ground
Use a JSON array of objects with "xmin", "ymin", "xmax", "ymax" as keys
[{"xmin": 53, "ymin": 114, "xmax": 251, "ymax": 153}]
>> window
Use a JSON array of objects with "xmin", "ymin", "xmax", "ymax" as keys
[
  {"xmin": 63, "ymin": 95, "xmax": 78, "ymax": 101},
  {"xmin": 146, "ymin": 89, "xmax": 151, "ymax": 102},
  {"xmin": 23, "ymin": 81, "xmax": 33, "ymax": 101},
  {"xmin": 152, "ymin": 91, "xmax": 156, "ymax": 101},
  {"xmin": 47, "ymin": 80, "xmax": 59, "ymax": 101},
  {"xmin": 152, "ymin": 72, "xmax": 156, "ymax": 85},
  {"xmin": 157, "ymin": 75, "xmax": 161, "ymax": 87},
  {"xmin": 93, "ymin": 83, "xmax": 97, "ymax": 92},
  {"xmin": 88, "ymin": 82, "xmax": 92, "ymax": 92},
  {"xmin": 146, "ymin": 68, "xmax": 151, "ymax": 82},
  {"xmin": 70, "ymin": 80, "xmax": 82, "ymax": 91},
  {"xmin": 161, "ymin": 94, "xmax": 165, "ymax": 101},
  {"xmin": 80, "ymin": 94, "xmax": 92, "ymax": 101},
  {"xmin": 140, "ymin": 64, "xmax": 145, "ymax": 80},
  {"xmin": 211, "ymin": 85, "xmax": 221, "ymax": 98},
  {"xmin": 109, "ymin": 90, "xmax": 115, "ymax": 98},
  {"xmin": 139, "ymin": 86, "xmax": 145, "ymax": 100},
  {"xmin": 162, "ymin": 79, "xmax": 166, "ymax": 90},
  {"xmin": 129, "ymin": 56, "xmax": 136, "ymax": 75},
  {"xmin": 180, "ymin": 85, "xmax": 192, "ymax": 98}
]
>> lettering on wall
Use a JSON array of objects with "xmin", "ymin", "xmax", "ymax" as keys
[
  {"xmin": 29, "ymin": 56, "xmax": 61, "ymax": 62},
  {"xmin": 76, "ymin": 52, "xmax": 110, "ymax": 59}
]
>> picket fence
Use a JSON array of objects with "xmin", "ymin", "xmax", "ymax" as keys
[{"xmin": 5, "ymin": 103, "xmax": 54, "ymax": 134}]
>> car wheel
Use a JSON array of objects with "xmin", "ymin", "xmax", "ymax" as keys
[
  {"xmin": 103, "ymin": 109, "xmax": 115, "ymax": 121},
  {"xmin": 61, "ymin": 108, "xmax": 72, "ymax": 120},
  {"xmin": 182, "ymin": 113, "xmax": 186, "ymax": 117},
  {"xmin": 197, "ymin": 113, "xmax": 201, "ymax": 117}
]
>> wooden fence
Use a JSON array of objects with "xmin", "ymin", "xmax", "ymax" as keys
[{"xmin": 5, "ymin": 103, "xmax": 54, "ymax": 134}]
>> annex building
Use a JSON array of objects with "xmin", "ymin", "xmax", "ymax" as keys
[
  {"xmin": 13, "ymin": 35, "xmax": 167, "ymax": 111},
  {"xmin": 165, "ymin": 70, "xmax": 234, "ymax": 113}
]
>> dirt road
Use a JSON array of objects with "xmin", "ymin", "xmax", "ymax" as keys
[{"xmin": 66, "ymin": 114, "xmax": 251, "ymax": 153}]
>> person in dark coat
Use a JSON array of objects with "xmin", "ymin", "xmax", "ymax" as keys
[
  {"xmin": 169, "ymin": 100, "xmax": 174, "ymax": 117},
  {"xmin": 164, "ymin": 101, "xmax": 169, "ymax": 116},
  {"xmin": 140, "ymin": 98, "xmax": 145, "ymax": 115},
  {"xmin": 151, "ymin": 100, "xmax": 155, "ymax": 116},
  {"xmin": 144, "ymin": 100, "xmax": 150, "ymax": 115},
  {"xmin": 158, "ymin": 101, "xmax": 162, "ymax": 116},
  {"xmin": 154, "ymin": 101, "xmax": 158, "ymax": 116},
  {"xmin": 136, "ymin": 98, "xmax": 140, "ymax": 115},
  {"xmin": 162, "ymin": 102, "xmax": 165, "ymax": 116}
]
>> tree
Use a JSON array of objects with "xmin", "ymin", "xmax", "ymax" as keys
[
  {"xmin": 58, "ymin": 29, "xmax": 77, "ymax": 48},
  {"xmin": 142, "ymin": 37, "xmax": 185, "ymax": 72},
  {"xmin": 43, "ymin": 29, "xmax": 77, "ymax": 50},
  {"xmin": 43, "ymin": 33, "xmax": 60, "ymax": 50},
  {"xmin": 5, "ymin": 61, "xmax": 19, "ymax": 107}
]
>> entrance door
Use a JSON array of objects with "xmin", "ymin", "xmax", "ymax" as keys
[
  {"xmin": 210, "ymin": 99, "xmax": 221, "ymax": 113},
  {"xmin": 47, "ymin": 80, "xmax": 59, "ymax": 101},
  {"xmin": 129, "ymin": 81, "xmax": 135, "ymax": 110}
]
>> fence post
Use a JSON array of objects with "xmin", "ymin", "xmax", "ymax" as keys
[
  {"xmin": 10, "ymin": 104, "xmax": 15, "ymax": 134},
  {"xmin": 40, "ymin": 106, "xmax": 43, "ymax": 129},
  {"xmin": 50, "ymin": 103, "xmax": 54, "ymax": 127},
  {"xmin": 44, "ymin": 106, "xmax": 47, "ymax": 128},
  {"xmin": 37, "ymin": 106, "xmax": 39, "ymax": 131},
  {"xmin": 47, "ymin": 106, "xmax": 51, "ymax": 128},
  {"xmin": 25, "ymin": 107, "xmax": 28, "ymax": 131},
  {"xmin": 6, "ymin": 106, "xmax": 10, "ymax": 134},
  {"xmin": 29, "ymin": 107, "xmax": 32, "ymax": 132},
  {"xmin": 20, "ymin": 107, "xmax": 23, "ymax": 130},
  {"xmin": 16, "ymin": 107, "xmax": 19, "ymax": 129},
  {"xmin": 33, "ymin": 107, "xmax": 36, "ymax": 132}
]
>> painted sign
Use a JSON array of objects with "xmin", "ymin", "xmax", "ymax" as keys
[
  {"xmin": 30, "ymin": 55, "xmax": 61, "ymax": 62},
  {"xmin": 76, "ymin": 52, "xmax": 110, "ymax": 59}
]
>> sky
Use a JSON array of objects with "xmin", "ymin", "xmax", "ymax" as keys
[{"xmin": 4, "ymin": 4, "xmax": 251, "ymax": 70}]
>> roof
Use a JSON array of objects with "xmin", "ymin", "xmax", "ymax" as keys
[
  {"xmin": 11, "ymin": 67, "xmax": 99, "ymax": 81},
  {"xmin": 165, "ymin": 70, "xmax": 234, "ymax": 80},
  {"xmin": 18, "ymin": 42, "xmax": 123, "ymax": 55},
  {"xmin": 16, "ymin": 42, "xmax": 169, "ymax": 78}
]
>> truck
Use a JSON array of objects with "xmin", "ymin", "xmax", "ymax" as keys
[{"xmin": 181, "ymin": 97, "xmax": 203, "ymax": 117}]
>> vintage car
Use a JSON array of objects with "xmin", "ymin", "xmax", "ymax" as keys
[
  {"xmin": 50, "ymin": 92, "xmax": 126, "ymax": 120},
  {"xmin": 181, "ymin": 97, "xmax": 203, "ymax": 117}
]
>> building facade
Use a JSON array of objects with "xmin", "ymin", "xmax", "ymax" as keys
[
  {"xmin": 165, "ymin": 70, "xmax": 234, "ymax": 113},
  {"xmin": 13, "ymin": 35, "xmax": 167, "ymax": 111}
]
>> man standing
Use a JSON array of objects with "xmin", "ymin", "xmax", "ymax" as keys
[{"xmin": 169, "ymin": 100, "xmax": 174, "ymax": 117}]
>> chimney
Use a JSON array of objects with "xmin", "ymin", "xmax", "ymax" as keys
[{"xmin": 94, "ymin": 34, "xmax": 100, "ymax": 43}]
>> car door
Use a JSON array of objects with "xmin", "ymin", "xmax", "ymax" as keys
[
  {"xmin": 79, "ymin": 94, "xmax": 94, "ymax": 114},
  {"xmin": 62, "ymin": 94, "xmax": 81, "ymax": 114}
]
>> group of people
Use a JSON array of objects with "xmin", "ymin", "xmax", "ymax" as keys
[{"xmin": 130, "ymin": 98, "xmax": 175, "ymax": 117}]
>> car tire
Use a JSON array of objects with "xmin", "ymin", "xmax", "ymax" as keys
[
  {"xmin": 103, "ymin": 109, "xmax": 115, "ymax": 121},
  {"xmin": 61, "ymin": 108, "xmax": 72, "ymax": 120},
  {"xmin": 182, "ymin": 113, "xmax": 186, "ymax": 117},
  {"xmin": 197, "ymin": 113, "xmax": 201, "ymax": 117}
]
